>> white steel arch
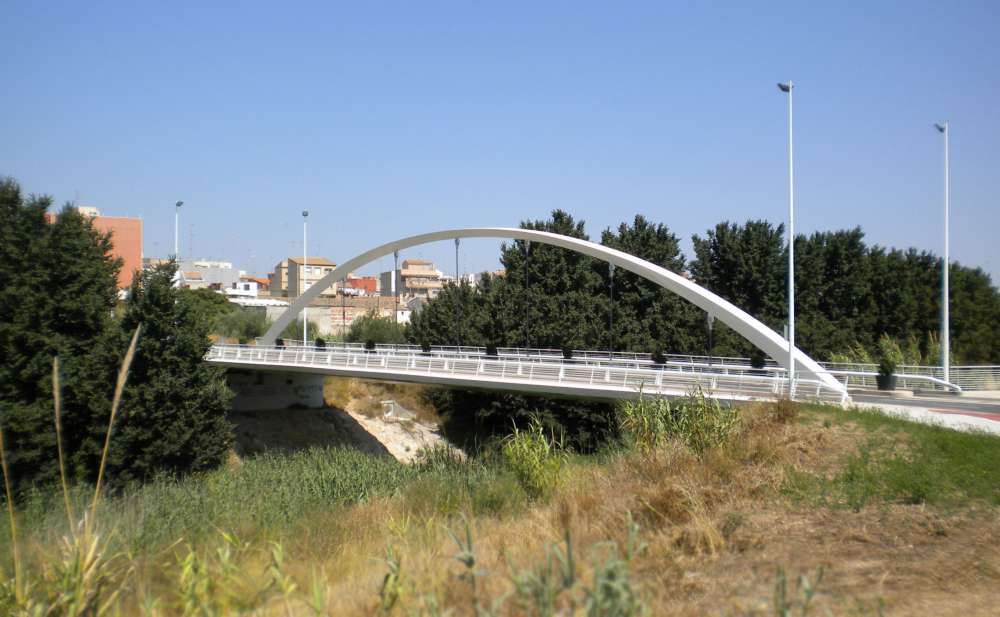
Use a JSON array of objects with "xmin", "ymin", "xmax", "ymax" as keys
[{"xmin": 261, "ymin": 227, "xmax": 844, "ymax": 392}]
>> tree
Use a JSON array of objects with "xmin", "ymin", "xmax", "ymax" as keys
[
  {"xmin": 0, "ymin": 178, "xmax": 122, "ymax": 488},
  {"xmin": 690, "ymin": 220, "xmax": 787, "ymax": 357},
  {"xmin": 107, "ymin": 262, "xmax": 233, "ymax": 484},
  {"xmin": 346, "ymin": 310, "xmax": 407, "ymax": 345},
  {"xmin": 600, "ymin": 215, "xmax": 705, "ymax": 355},
  {"xmin": 948, "ymin": 264, "xmax": 1000, "ymax": 364},
  {"xmin": 793, "ymin": 228, "xmax": 873, "ymax": 359},
  {"xmin": 216, "ymin": 308, "xmax": 270, "ymax": 343},
  {"xmin": 279, "ymin": 317, "xmax": 323, "ymax": 343}
]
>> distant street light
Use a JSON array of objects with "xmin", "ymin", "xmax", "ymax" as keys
[
  {"xmin": 341, "ymin": 277, "xmax": 347, "ymax": 339},
  {"xmin": 935, "ymin": 122, "xmax": 951, "ymax": 383},
  {"xmin": 608, "ymin": 262, "xmax": 615, "ymax": 360},
  {"xmin": 302, "ymin": 210, "xmax": 309, "ymax": 345},
  {"xmin": 524, "ymin": 240, "xmax": 531, "ymax": 351},
  {"xmin": 778, "ymin": 80, "xmax": 796, "ymax": 395},
  {"xmin": 393, "ymin": 250, "xmax": 399, "ymax": 325},
  {"xmin": 174, "ymin": 201, "xmax": 184, "ymax": 259},
  {"xmin": 707, "ymin": 313, "xmax": 715, "ymax": 367},
  {"xmin": 455, "ymin": 237, "xmax": 461, "ymax": 347}
]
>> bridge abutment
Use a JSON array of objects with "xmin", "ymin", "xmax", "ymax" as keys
[{"xmin": 226, "ymin": 370, "xmax": 325, "ymax": 411}]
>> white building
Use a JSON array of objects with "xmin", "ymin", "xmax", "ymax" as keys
[{"xmin": 224, "ymin": 276, "xmax": 260, "ymax": 299}]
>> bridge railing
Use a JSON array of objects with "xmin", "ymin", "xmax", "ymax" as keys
[
  {"xmin": 211, "ymin": 344, "xmax": 848, "ymax": 405},
  {"xmin": 268, "ymin": 340, "xmax": 992, "ymax": 392}
]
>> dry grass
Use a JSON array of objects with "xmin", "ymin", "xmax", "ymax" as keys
[{"xmin": 5, "ymin": 394, "xmax": 1000, "ymax": 615}]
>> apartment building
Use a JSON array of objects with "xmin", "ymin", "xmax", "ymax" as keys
[
  {"xmin": 379, "ymin": 258, "xmax": 444, "ymax": 299},
  {"xmin": 47, "ymin": 206, "xmax": 143, "ymax": 289},
  {"xmin": 269, "ymin": 260, "xmax": 288, "ymax": 296},
  {"xmin": 287, "ymin": 256, "xmax": 338, "ymax": 297}
]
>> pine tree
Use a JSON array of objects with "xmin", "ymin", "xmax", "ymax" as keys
[
  {"xmin": 600, "ymin": 215, "xmax": 705, "ymax": 355},
  {"xmin": 107, "ymin": 262, "xmax": 233, "ymax": 484},
  {"xmin": 0, "ymin": 178, "xmax": 121, "ymax": 488}
]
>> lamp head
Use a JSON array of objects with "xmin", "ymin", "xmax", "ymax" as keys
[
  {"xmin": 777, "ymin": 82, "xmax": 792, "ymax": 93},
  {"xmin": 175, "ymin": 201, "xmax": 184, "ymax": 208},
  {"xmin": 934, "ymin": 123, "xmax": 947, "ymax": 133},
  {"xmin": 302, "ymin": 210, "xmax": 309, "ymax": 218}
]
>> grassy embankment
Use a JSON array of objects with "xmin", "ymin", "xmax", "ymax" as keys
[{"xmin": 2, "ymin": 389, "xmax": 1000, "ymax": 616}]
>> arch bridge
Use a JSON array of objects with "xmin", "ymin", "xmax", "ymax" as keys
[{"xmin": 208, "ymin": 228, "xmax": 848, "ymax": 406}]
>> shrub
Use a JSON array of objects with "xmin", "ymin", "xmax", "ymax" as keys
[
  {"xmin": 279, "ymin": 318, "xmax": 322, "ymax": 343},
  {"xmin": 432, "ymin": 390, "xmax": 619, "ymax": 454},
  {"xmin": 215, "ymin": 308, "xmax": 269, "ymax": 342},
  {"xmin": 346, "ymin": 310, "xmax": 406, "ymax": 345},
  {"xmin": 876, "ymin": 334, "xmax": 902, "ymax": 390},
  {"xmin": 501, "ymin": 420, "xmax": 566, "ymax": 499}
]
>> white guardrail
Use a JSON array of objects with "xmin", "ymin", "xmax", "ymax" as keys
[
  {"xmin": 207, "ymin": 344, "xmax": 850, "ymax": 404},
  {"xmin": 261, "ymin": 341, "xmax": 988, "ymax": 393}
]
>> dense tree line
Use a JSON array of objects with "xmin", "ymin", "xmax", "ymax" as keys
[
  {"xmin": 409, "ymin": 210, "xmax": 1000, "ymax": 447},
  {"xmin": 411, "ymin": 210, "xmax": 999, "ymax": 365},
  {"xmin": 0, "ymin": 178, "xmax": 232, "ymax": 491}
]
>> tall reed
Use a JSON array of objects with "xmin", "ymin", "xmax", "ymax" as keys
[
  {"xmin": 91, "ymin": 324, "xmax": 141, "ymax": 523},
  {"xmin": 0, "ymin": 416, "xmax": 21, "ymax": 603},
  {"xmin": 53, "ymin": 357, "xmax": 76, "ymax": 530},
  {"xmin": 1, "ymin": 324, "xmax": 141, "ymax": 615}
]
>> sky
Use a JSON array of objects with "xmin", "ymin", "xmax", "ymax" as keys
[{"xmin": 3, "ymin": 1, "xmax": 998, "ymax": 282}]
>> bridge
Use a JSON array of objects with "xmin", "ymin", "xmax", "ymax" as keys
[
  {"xmin": 213, "ymin": 226, "xmax": 862, "ymax": 408},
  {"xmin": 206, "ymin": 342, "xmax": 850, "ymax": 405}
]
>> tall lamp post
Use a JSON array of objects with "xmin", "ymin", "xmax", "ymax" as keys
[
  {"xmin": 302, "ymin": 210, "xmax": 309, "ymax": 345},
  {"xmin": 608, "ymin": 262, "xmax": 615, "ymax": 360},
  {"xmin": 935, "ymin": 122, "xmax": 950, "ymax": 383},
  {"xmin": 174, "ymin": 201, "xmax": 184, "ymax": 259},
  {"xmin": 778, "ymin": 81, "xmax": 796, "ymax": 394},
  {"xmin": 455, "ymin": 237, "xmax": 461, "ymax": 347}
]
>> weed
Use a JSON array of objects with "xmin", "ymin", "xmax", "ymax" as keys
[
  {"xmin": 772, "ymin": 566, "xmax": 824, "ymax": 617},
  {"xmin": 507, "ymin": 527, "xmax": 577, "ymax": 617},
  {"xmin": 501, "ymin": 420, "xmax": 567, "ymax": 499},
  {"xmin": 618, "ymin": 390, "xmax": 740, "ymax": 454},
  {"xmin": 379, "ymin": 545, "xmax": 404, "ymax": 612}
]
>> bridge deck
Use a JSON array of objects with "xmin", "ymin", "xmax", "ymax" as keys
[{"xmin": 206, "ymin": 344, "xmax": 849, "ymax": 405}]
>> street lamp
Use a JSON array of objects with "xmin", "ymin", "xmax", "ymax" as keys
[
  {"xmin": 608, "ymin": 262, "xmax": 615, "ymax": 360},
  {"xmin": 454, "ymin": 237, "xmax": 461, "ymax": 347},
  {"xmin": 935, "ymin": 122, "xmax": 950, "ymax": 383},
  {"xmin": 302, "ymin": 209, "xmax": 309, "ymax": 345},
  {"xmin": 174, "ymin": 201, "xmax": 184, "ymax": 259},
  {"xmin": 777, "ymin": 81, "xmax": 796, "ymax": 395}
]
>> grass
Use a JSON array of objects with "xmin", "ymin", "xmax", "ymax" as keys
[
  {"xmin": 3, "ymin": 383, "xmax": 1000, "ymax": 614},
  {"xmin": 787, "ymin": 404, "xmax": 1000, "ymax": 510}
]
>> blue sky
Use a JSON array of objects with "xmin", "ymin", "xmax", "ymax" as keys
[{"xmin": 3, "ymin": 1, "xmax": 998, "ymax": 281}]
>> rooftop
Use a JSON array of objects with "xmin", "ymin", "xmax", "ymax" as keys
[{"xmin": 288, "ymin": 256, "xmax": 337, "ymax": 267}]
